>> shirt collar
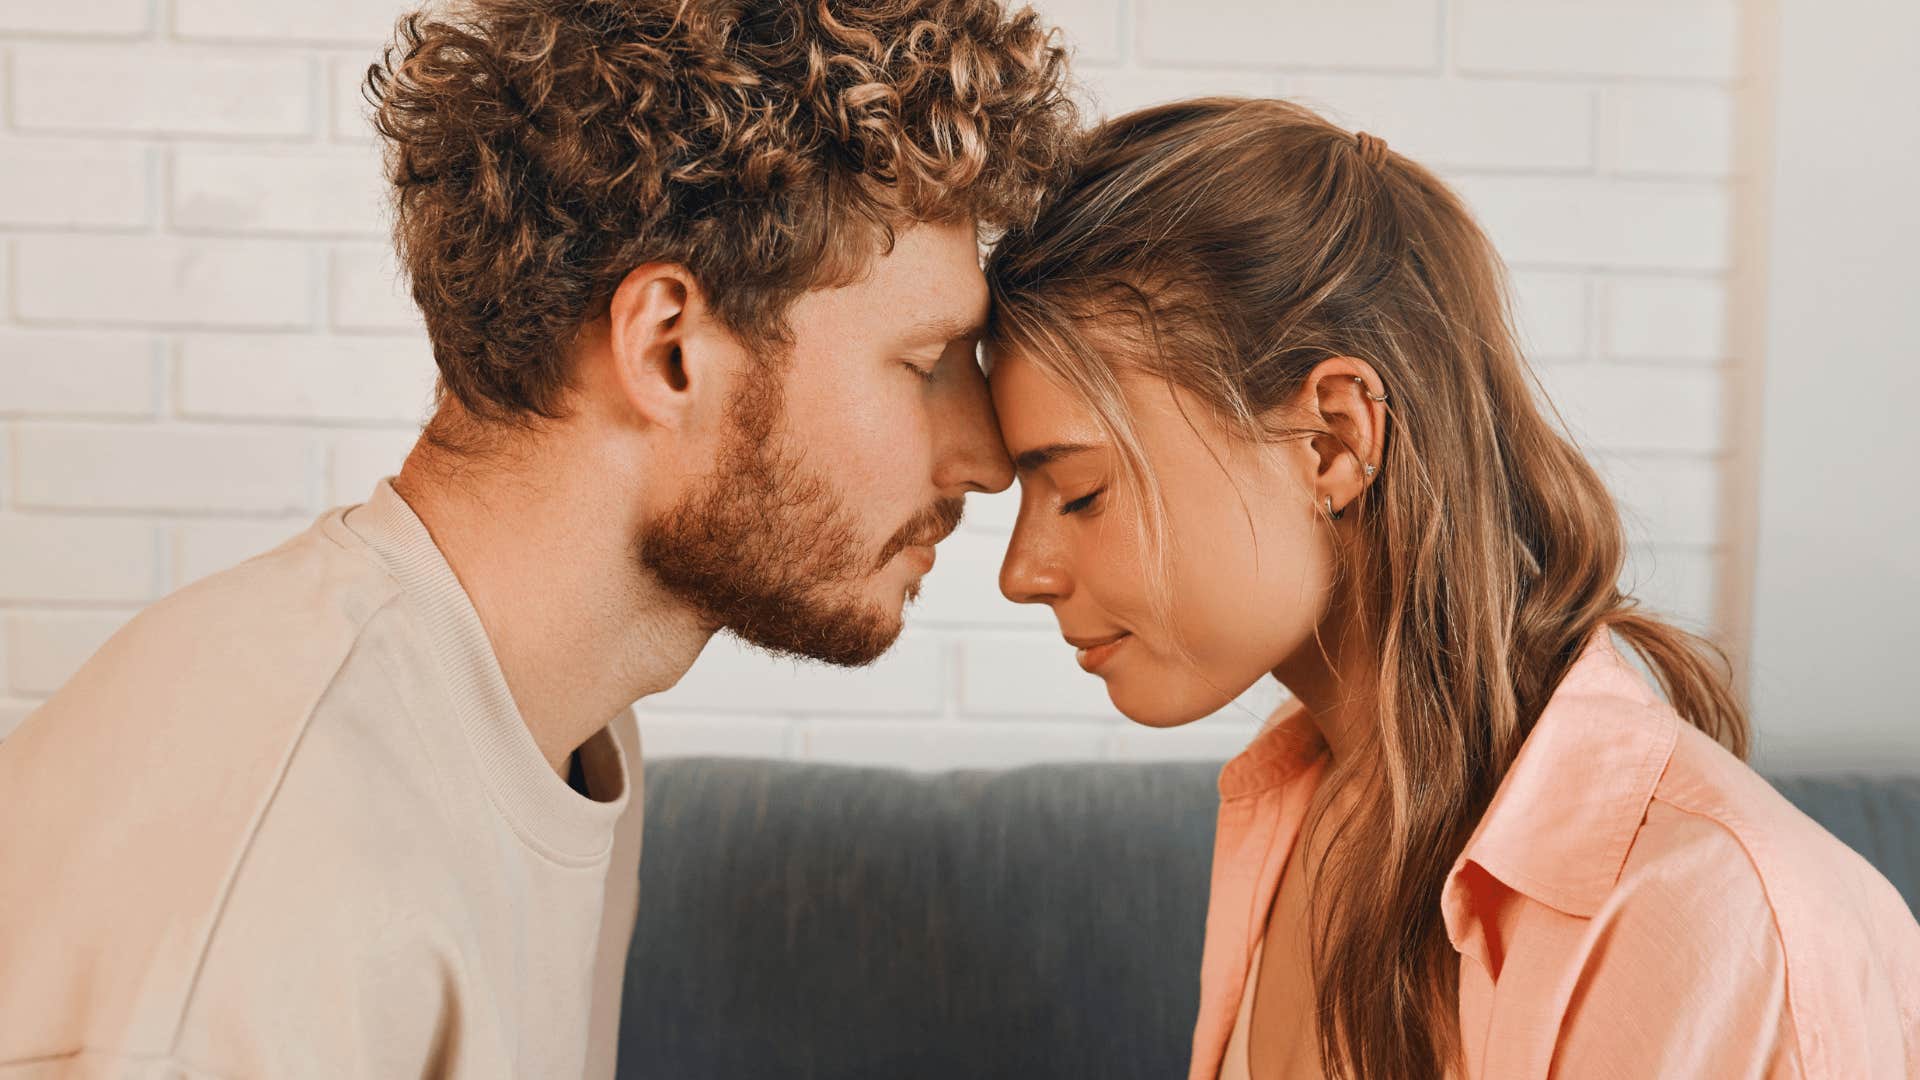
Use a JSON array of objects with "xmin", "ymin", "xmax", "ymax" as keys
[
  {"xmin": 1217, "ymin": 696, "xmax": 1325, "ymax": 801},
  {"xmin": 329, "ymin": 478, "xmax": 632, "ymax": 866},
  {"xmin": 1441, "ymin": 630, "xmax": 1679, "ymax": 951}
]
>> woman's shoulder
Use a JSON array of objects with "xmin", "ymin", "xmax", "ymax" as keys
[
  {"xmin": 1644, "ymin": 722, "xmax": 1914, "ymax": 927},
  {"xmin": 1604, "ymin": 727, "xmax": 1920, "ymax": 1073}
]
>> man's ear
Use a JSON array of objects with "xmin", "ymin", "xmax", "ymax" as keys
[{"xmin": 604, "ymin": 262, "xmax": 724, "ymax": 431}]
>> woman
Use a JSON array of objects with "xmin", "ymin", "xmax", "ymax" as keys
[{"xmin": 983, "ymin": 98, "xmax": 1920, "ymax": 1079}]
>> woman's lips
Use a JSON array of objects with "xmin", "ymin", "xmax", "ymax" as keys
[{"xmin": 1072, "ymin": 632, "xmax": 1130, "ymax": 673}]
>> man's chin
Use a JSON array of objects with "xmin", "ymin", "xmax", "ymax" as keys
[{"xmin": 725, "ymin": 593, "xmax": 905, "ymax": 668}]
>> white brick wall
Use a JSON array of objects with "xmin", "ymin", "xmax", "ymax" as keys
[
  {"xmin": 1286, "ymin": 76, "xmax": 1594, "ymax": 172},
  {"xmin": 0, "ymin": 0, "xmax": 150, "ymax": 37},
  {"xmin": 0, "ymin": 0, "xmax": 1744, "ymax": 769},
  {"xmin": 1140, "ymin": 0, "xmax": 1443, "ymax": 71},
  {"xmin": 170, "ymin": 146, "xmax": 389, "ymax": 237},
  {"xmin": 16, "ymin": 236, "xmax": 316, "ymax": 327},
  {"xmin": 1454, "ymin": 1, "xmax": 1737, "ymax": 81},
  {"xmin": 0, "ymin": 140, "xmax": 150, "ymax": 228},
  {"xmin": 11, "ymin": 46, "xmax": 313, "ymax": 137}
]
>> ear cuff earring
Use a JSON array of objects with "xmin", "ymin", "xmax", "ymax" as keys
[{"xmin": 1334, "ymin": 379, "xmax": 1385, "ymax": 516}]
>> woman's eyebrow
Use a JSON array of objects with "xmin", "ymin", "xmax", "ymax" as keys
[{"xmin": 1012, "ymin": 443, "xmax": 1097, "ymax": 473}]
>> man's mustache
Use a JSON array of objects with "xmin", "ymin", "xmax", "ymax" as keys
[{"xmin": 874, "ymin": 497, "xmax": 967, "ymax": 570}]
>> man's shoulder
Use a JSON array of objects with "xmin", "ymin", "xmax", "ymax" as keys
[
  {"xmin": 0, "ymin": 507, "xmax": 421, "ymax": 856},
  {"xmin": 0, "ymin": 512, "xmax": 443, "ymax": 1067},
  {"xmin": 0, "ymin": 509, "xmax": 435, "ymax": 860},
  {"xmin": 144, "ymin": 512, "xmax": 402, "ymax": 663},
  {"xmin": 33, "ymin": 514, "xmax": 401, "ymax": 719}
]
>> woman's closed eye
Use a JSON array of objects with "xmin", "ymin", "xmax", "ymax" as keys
[{"xmin": 1059, "ymin": 488, "xmax": 1104, "ymax": 516}]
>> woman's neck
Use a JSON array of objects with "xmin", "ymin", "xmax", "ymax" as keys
[{"xmin": 1270, "ymin": 617, "xmax": 1375, "ymax": 766}]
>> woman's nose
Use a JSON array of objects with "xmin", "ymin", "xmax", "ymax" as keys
[{"xmin": 999, "ymin": 529, "xmax": 1068, "ymax": 606}]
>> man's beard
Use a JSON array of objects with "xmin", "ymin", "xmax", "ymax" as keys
[{"xmin": 640, "ymin": 365, "xmax": 963, "ymax": 667}]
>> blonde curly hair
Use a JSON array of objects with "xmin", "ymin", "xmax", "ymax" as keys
[{"xmin": 366, "ymin": 0, "xmax": 1079, "ymax": 424}]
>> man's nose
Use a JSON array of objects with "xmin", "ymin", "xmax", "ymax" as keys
[{"xmin": 933, "ymin": 359, "xmax": 1015, "ymax": 495}]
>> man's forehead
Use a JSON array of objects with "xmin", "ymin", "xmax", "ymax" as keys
[
  {"xmin": 864, "ymin": 266, "xmax": 989, "ymax": 349},
  {"xmin": 793, "ymin": 219, "xmax": 987, "ymax": 342}
]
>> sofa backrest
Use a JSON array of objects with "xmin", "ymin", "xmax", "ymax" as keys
[{"xmin": 616, "ymin": 759, "xmax": 1920, "ymax": 1079}]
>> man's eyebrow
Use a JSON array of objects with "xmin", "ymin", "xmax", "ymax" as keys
[
  {"xmin": 1012, "ymin": 443, "xmax": 1097, "ymax": 473},
  {"xmin": 900, "ymin": 313, "xmax": 985, "ymax": 348}
]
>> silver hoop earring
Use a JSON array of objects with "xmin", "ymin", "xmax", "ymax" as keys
[
  {"xmin": 1353, "ymin": 375, "xmax": 1388, "ymax": 402},
  {"xmin": 1324, "ymin": 495, "xmax": 1343, "ymax": 521}
]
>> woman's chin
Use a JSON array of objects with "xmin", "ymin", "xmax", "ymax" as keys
[
  {"xmin": 1108, "ymin": 685, "xmax": 1222, "ymax": 729},
  {"xmin": 1113, "ymin": 676, "xmax": 1244, "ymax": 726}
]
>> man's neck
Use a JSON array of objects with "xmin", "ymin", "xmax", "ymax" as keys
[{"xmin": 390, "ymin": 444, "xmax": 713, "ymax": 779}]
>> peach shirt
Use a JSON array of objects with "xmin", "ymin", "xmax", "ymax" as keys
[{"xmin": 1191, "ymin": 632, "xmax": 1920, "ymax": 1079}]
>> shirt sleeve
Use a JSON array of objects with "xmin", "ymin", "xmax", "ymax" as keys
[
  {"xmin": 0, "ymin": 1050, "xmax": 225, "ymax": 1078},
  {"xmin": 1549, "ymin": 803, "xmax": 1805, "ymax": 1080},
  {"xmin": 164, "ymin": 905, "xmax": 466, "ymax": 1078}
]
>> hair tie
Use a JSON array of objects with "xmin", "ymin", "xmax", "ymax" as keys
[{"xmin": 1352, "ymin": 131, "xmax": 1389, "ymax": 167}]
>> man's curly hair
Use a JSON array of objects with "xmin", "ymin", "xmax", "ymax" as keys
[{"xmin": 365, "ymin": 0, "xmax": 1079, "ymax": 425}]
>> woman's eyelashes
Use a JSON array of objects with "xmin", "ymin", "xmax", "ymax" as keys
[
  {"xmin": 903, "ymin": 360, "xmax": 939, "ymax": 383},
  {"xmin": 1059, "ymin": 487, "xmax": 1104, "ymax": 516}
]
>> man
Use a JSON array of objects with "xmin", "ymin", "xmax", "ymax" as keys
[{"xmin": 0, "ymin": 0, "xmax": 1076, "ymax": 1074}]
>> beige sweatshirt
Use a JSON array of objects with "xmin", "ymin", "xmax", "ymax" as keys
[{"xmin": 0, "ymin": 480, "xmax": 645, "ymax": 1079}]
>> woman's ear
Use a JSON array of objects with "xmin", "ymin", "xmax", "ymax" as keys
[{"xmin": 1303, "ymin": 356, "xmax": 1389, "ymax": 516}]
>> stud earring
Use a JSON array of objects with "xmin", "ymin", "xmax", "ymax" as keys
[{"xmin": 1364, "ymin": 463, "xmax": 1377, "ymax": 479}]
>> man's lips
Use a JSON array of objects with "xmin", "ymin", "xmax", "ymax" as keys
[{"xmin": 881, "ymin": 527, "xmax": 953, "ymax": 571}]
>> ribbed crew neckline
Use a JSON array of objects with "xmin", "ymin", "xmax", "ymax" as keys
[{"xmin": 330, "ymin": 478, "xmax": 630, "ymax": 866}]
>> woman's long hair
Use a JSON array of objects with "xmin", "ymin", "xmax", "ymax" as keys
[{"xmin": 985, "ymin": 97, "xmax": 1747, "ymax": 1079}]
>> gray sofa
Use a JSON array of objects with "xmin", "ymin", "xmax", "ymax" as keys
[{"xmin": 615, "ymin": 759, "xmax": 1920, "ymax": 1079}]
